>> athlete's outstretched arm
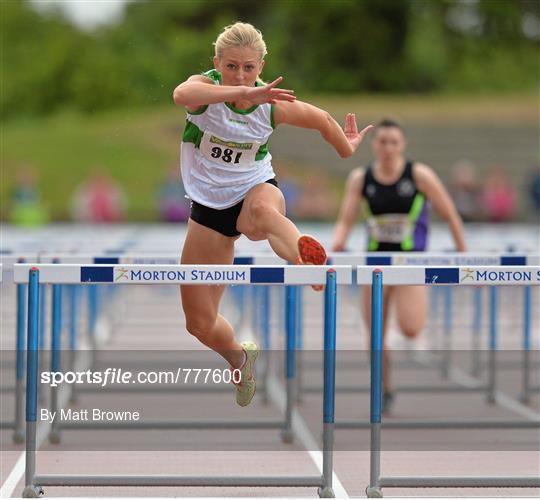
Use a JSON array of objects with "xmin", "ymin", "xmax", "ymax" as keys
[
  {"xmin": 332, "ymin": 168, "xmax": 365, "ymax": 251},
  {"xmin": 173, "ymin": 75, "xmax": 295, "ymax": 111},
  {"xmin": 414, "ymin": 164, "xmax": 467, "ymax": 252},
  {"xmin": 274, "ymin": 101, "xmax": 373, "ymax": 158}
]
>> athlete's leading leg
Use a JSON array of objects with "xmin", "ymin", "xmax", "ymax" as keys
[
  {"xmin": 236, "ymin": 182, "xmax": 302, "ymax": 262},
  {"xmin": 237, "ymin": 182, "xmax": 327, "ymax": 291}
]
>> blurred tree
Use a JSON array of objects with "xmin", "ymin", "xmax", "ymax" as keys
[{"xmin": 1, "ymin": 0, "xmax": 538, "ymax": 119}]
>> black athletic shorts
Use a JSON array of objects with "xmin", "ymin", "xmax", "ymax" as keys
[{"xmin": 190, "ymin": 178, "xmax": 279, "ymax": 237}]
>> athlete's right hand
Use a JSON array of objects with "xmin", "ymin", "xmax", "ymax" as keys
[{"xmin": 244, "ymin": 77, "xmax": 296, "ymax": 105}]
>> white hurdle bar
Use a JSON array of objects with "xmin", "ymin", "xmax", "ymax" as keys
[
  {"xmin": 363, "ymin": 266, "xmax": 540, "ymax": 496},
  {"xmin": 15, "ymin": 264, "xmax": 350, "ymax": 498}
]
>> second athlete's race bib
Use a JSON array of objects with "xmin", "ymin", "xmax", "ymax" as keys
[
  {"xmin": 200, "ymin": 131, "xmax": 260, "ymax": 167},
  {"xmin": 367, "ymin": 214, "xmax": 412, "ymax": 243}
]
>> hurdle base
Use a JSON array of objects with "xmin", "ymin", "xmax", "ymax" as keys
[
  {"xmin": 33, "ymin": 474, "xmax": 324, "ymax": 488},
  {"xmin": 366, "ymin": 485, "xmax": 383, "ymax": 498},
  {"xmin": 335, "ymin": 419, "xmax": 540, "ymax": 429},
  {"xmin": 379, "ymin": 476, "xmax": 540, "ymax": 488},
  {"xmin": 22, "ymin": 485, "xmax": 43, "ymax": 498},
  {"xmin": 302, "ymin": 384, "xmax": 485, "ymax": 394},
  {"xmin": 58, "ymin": 419, "xmax": 284, "ymax": 430},
  {"xmin": 318, "ymin": 485, "xmax": 335, "ymax": 498}
]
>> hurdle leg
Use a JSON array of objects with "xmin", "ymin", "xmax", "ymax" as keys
[
  {"xmin": 440, "ymin": 287, "xmax": 452, "ymax": 379},
  {"xmin": 428, "ymin": 287, "xmax": 440, "ymax": 351},
  {"xmin": 49, "ymin": 284, "xmax": 62, "ymax": 444},
  {"xmin": 87, "ymin": 285, "xmax": 98, "ymax": 370},
  {"xmin": 296, "ymin": 286, "xmax": 304, "ymax": 404},
  {"xmin": 259, "ymin": 286, "xmax": 271, "ymax": 404},
  {"xmin": 487, "ymin": 287, "xmax": 498, "ymax": 404},
  {"xmin": 69, "ymin": 285, "xmax": 80, "ymax": 403},
  {"xmin": 281, "ymin": 285, "xmax": 296, "ymax": 444},
  {"xmin": 13, "ymin": 282, "xmax": 27, "ymax": 444},
  {"xmin": 319, "ymin": 271, "xmax": 337, "ymax": 498},
  {"xmin": 366, "ymin": 270, "xmax": 384, "ymax": 498},
  {"xmin": 22, "ymin": 269, "xmax": 43, "ymax": 498},
  {"xmin": 38, "ymin": 284, "xmax": 47, "ymax": 404},
  {"xmin": 520, "ymin": 286, "xmax": 531, "ymax": 404},
  {"xmin": 471, "ymin": 287, "xmax": 483, "ymax": 378}
]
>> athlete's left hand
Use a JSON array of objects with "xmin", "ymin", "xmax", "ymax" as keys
[{"xmin": 343, "ymin": 113, "xmax": 373, "ymax": 153}]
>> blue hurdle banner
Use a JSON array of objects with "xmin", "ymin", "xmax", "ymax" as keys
[
  {"xmin": 13, "ymin": 264, "xmax": 352, "ymax": 285},
  {"xmin": 357, "ymin": 266, "xmax": 540, "ymax": 285}
]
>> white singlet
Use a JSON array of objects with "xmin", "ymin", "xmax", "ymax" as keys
[{"xmin": 180, "ymin": 69, "xmax": 276, "ymax": 209}]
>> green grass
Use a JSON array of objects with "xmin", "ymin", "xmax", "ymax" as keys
[{"xmin": 2, "ymin": 92, "xmax": 537, "ymax": 220}]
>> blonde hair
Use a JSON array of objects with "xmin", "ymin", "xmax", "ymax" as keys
[{"xmin": 214, "ymin": 22, "xmax": 267, "ymax": 60}]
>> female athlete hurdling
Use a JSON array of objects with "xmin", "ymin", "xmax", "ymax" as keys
[
  {"xmin": 173, "ymin": 22, "xmax": 372, "ymax": 406},
  {"xmin": 333, "ymin": 119, "xmax": 466, "ymax": 414}
]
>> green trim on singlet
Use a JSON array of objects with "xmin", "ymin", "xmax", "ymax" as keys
[
  {"xmin": 362, "ymin": 200, "xmax": 380, "ymax": 251},
  {"xmin": 203, "ymin": 69, "xmax": 222, "ymax": 83},
  {"xmin": 270, "ymin": 104, "xmax": 276, "ymax": 129},
  {"xmin": 255, "ymin": 142, "xmax": 269, "ymax": 160},
  {"xmin": 400, "ymin": 193, "xmax": 425, "ymax": 251},
  {"xmin": 182, "ymin": 121, "xmax": 204, "ymax": 147}
]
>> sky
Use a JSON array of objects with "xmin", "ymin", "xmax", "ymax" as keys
[{"xmin": 31, "ymin": 0, "xmax": 130, "ymax": 30}]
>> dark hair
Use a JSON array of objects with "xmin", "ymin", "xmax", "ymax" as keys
[{"xmin": 374, "ymin": 118, "xmax": 404, "ymax": 134}]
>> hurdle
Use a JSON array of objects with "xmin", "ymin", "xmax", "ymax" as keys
[
  {"xmin": 297, "ymin": 253, "xmax": 538, "ymax": 404},
  {"xmin": 14, "ymin": 263, "xmax": 351, "ymax": 498},
  {"xmin": 336, "ymin": 264, "xmax": 540, "ymax": 430},
  {"xmin": 362, "ymin": 266, "xmax": 540, "ymax": 497}
]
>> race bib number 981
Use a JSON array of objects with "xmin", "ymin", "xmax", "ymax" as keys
[{"xmin": 200, "ymin": 132, "xmax": 260, "ymax": 167}]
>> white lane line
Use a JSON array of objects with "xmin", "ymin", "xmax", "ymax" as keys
[
  {"xmin": 495, "ymin": 391, "xmax": 540, "ymax": 421},
  {"xmin": 0, "ymin": 349, "xmax": 92, "ymax": 498},
  {"xmin": 267, "ymin": 376, "xmax": 350, "ymax": 498}
]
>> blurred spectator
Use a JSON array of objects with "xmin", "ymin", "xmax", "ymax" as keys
[
  {"xmin": 70, "ymin": 170, "xmax": 127, "ymax": 223},
  {"xmin": 449, "ymin": 159, "xmax": 480, "ymax": 222},
  {"xmin": 295, "ymin": 176, "xmax": 338, "ymax": 221},
  {"xmin": 9, "ymin": 166, "xmax": 49, "ymax": 226},
  {"xmin": 480, "ymin": 168, "xmax": 517, "ymax": 222},
  {"xmin": 527, "ymin": 163, "xmax": 540, "ymax": 216},
  {"xmin": 157, "ymin": 167, "xmax": 190, "ymax": 222}
]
